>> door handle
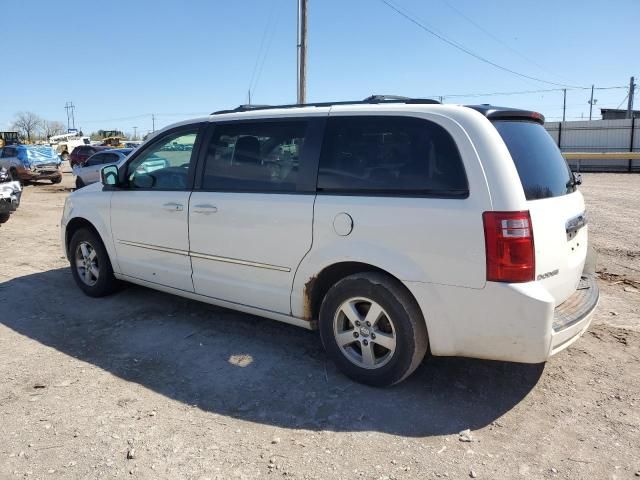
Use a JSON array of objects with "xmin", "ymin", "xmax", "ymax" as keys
[
  {"xmin": 192, "ymin": 204, "xmax": 218, "ymax": 214},
  {"xmin": 162, "ymin": 202, "xmax": 184, "ymax": 212}
]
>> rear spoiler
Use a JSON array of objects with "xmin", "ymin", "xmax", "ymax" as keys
[{"xmin": 465, "ymin": 105, "xmax": 545, "ymax": 125}]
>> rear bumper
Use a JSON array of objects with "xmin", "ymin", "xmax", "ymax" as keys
[
  {"xmin": 405, "ymin": 272, "xmax": 599, "ymax": 364},
  {"xmin": 550, "ymin": 275, "xmax": 599, "ymax": 354}
]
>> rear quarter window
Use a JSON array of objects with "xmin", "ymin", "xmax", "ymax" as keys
[
  {"xmin": 493, "ymin": 120, "xmax": 575, "ymax": 200},
  {"xmin": 317, "ymin": 116, "xmax": 468, "ymax": 197}
]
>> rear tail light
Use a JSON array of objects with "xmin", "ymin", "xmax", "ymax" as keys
[{"xmin": 483, "ymin": 211, "xmax": 535, "ymax": 282}]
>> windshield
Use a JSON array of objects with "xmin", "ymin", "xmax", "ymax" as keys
[{"xmin": 493, "ymin": 120, "xmax": 575, "ymax": 200}]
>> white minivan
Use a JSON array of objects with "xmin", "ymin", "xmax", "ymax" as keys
[{"xmin": 61, "ymin": 96, "xmax": 598, "ymax": 386}]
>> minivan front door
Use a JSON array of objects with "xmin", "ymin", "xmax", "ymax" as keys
[
  {"xmin": 110, "ymin": 126, "xmax": 201, "ymax": 291},
  {"xmin": 188, "ymin": 119, "xmax": 323, "ymax": 314}
]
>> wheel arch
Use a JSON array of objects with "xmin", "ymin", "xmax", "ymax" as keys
[
  {"xmin": 302, "ymin": 261, "xmax": 427, "ymax": 332},
  {"xmin": 65, "ymin": 217, "xmax": 106, "ymax": 262}
]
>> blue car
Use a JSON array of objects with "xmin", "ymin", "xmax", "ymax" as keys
[{"xmin": 0, "ymin": 144, "xmax": 63, "ymax": 183}]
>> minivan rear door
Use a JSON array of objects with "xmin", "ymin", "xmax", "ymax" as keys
[
  {"xmin": 188, "ymin": 116, "xmax": 326, "ymax": 315},
  {"xmin": 493, "ymin": 120, "xmax": 586, "ymax": 305}
]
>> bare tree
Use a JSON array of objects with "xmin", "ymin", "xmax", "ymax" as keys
[
  {"xmin": 41, "ymin": 120, "xmax": 67, "ymax": 140},
  {"xmin": 11, "ymin": 112, "xmax": 43, "ymax": 142}
]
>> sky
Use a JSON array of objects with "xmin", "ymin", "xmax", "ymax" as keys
[{"xmin": 1, "ymin": 0, "xmax": 638, "ymax": 137}]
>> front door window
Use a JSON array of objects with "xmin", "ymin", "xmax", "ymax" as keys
[{"xmin": 126, "ymin": 130, "xmax": 198, "ymax": 190}]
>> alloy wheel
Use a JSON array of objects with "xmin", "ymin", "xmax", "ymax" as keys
[
  {"xmin": 333, "ymin": 297, "xmax": 397, "ymax": 369},
  {"xmin": 75, "ymin": 241, "xmax": 99, "ymax": 286}
]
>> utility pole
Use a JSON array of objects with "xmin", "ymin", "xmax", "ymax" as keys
[
  {"xmin": 133, "ymin": 126, "xmax": 138, "ymax": 140},
  {"xmin": 64, "ymin": 101, "xmax": 76, "ymax": 131},
  {"xmin": 588, "ymin": 84, "xmax": 596, "ymax": 121},
  {"xmin": 627, "ymin": 76, "xmax": 636, "ymax": 119},
  {"xmin": 296, "ymin": 0, "xmax": 308, "ymax": 104},
  {"xmin": 152, "ymin": 114, "xmax": 155, "ymax": 133},
  {"xmin": 248, "ymin": 89, "xmax": 252, "ymax": 105},
  {"xmin": 562, "ymin": 89, "xmax": 567, "ymax": 122}
]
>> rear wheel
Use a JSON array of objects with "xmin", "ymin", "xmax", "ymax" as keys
[
  {"xmin": 75, "ymin": 177, "xmax": 85, "ymax": 189},
  {"xmin": 319, "ymin": 272, "xmax": 428, "ymax": 387},
  {"xmin": 0, "ymin": 213, "xmax": 10, "ymax": 224},
  {"xmin": 69, "ymin": 228, "xmax": 119, "ymax": 297}
]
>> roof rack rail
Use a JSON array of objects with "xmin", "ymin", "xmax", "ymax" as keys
[
  {"xmin": 362, "ymin": 94, "xmax": 439, "ymax": 105},
  {"xmin": 211, "ymin": 95, "xmax": 440, "ymax": 115}
]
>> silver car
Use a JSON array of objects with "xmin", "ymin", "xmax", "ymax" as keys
[{"xmin": 73, "ymin": 149, "xmax": 132, "ymax": 188}]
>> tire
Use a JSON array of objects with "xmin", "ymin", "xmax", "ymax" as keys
[
  {"xmin": 75, "ymin": 177, "xmax": 85, "ymax": 189},
  {"xmin": 0, "ymin": 213, "xmax": 10, "ymax": 224},
  {"xmin": 319, "ymin": 272, "xmax": 429, "ymax": 387},
  {"xmin": 69, "ymin": 228, "xmax": 119, "ymax": 297},
  {"xmin": 51, "ymin": 175, "xmax": 62, "ymax": 184},
  {"xmin": 9, "ymin": 168, "xmax": 19, "ymax": 182}
]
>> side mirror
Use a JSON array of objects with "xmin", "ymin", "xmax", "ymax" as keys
[
  {"xmin": 573, "ymin": 172, "xmax": 582, "ymax": 186},
  {"xmin": 101, "ymin": 165, "xmax": 119, "ymax": 187}
]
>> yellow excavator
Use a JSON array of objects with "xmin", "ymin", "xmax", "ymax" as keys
[
  {"xmin": 100, "ymin": 131, "xmax": 125, "ymax": 148},
  {"xmin": 0, "ymin": 132, "xmax": 20, "ymax": 148}
]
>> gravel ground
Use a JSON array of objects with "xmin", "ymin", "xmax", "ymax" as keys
[{"xmin": 0, "ymin": 172, "xmax": 639, "ymax": 480}]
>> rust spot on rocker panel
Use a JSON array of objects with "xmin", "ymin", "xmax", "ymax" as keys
[{"xmin": 303, "ymin": 275, "xmax": 318, "ymax": 322}]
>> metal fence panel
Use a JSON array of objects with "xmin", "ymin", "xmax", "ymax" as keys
[{"xmin": 544, "ymin": 118, "xmax": 639, "ymax": 172}]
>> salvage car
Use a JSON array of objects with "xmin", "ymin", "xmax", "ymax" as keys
[
  {"xmin": 61, "ymin": 96, "xmax": 598, "ymax": 386},
  {"xmin": 68, "ymin": 145, "xmax": 112, "ymax": 168},
  {"xmin": 0, "ymin": 167, "xmax": 22, "ymax": 225},
  {"xmin": 73, "ymin": 148, "xmax": 132, "ymax": 189},
  {"xmin": 0, "ymin": 145, "xmax": 62, "ymax": 184}
]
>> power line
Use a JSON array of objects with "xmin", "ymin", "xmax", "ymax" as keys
[
  {"xmin": 426, "ymin": 85, "xmax": 625, "ymax": 99},
  {"xmin": 80, "ymin": 112, "xmax": 210, "ymax": 124},
  {"xmin": 75, "ymin": 84, "xmax": 628, "ymax": 126},
  {"xmin": 617, "ymin": 93, "xmax": 629, "ymax": 110},
  {"xmin": 438, "ymin": 0, "xmax": 571, "ymax": 85},
  {"xmin": 247, "ymin": 0, "xmax": 278, "ymax": 102},
  {"xmin": 253, "ymin": 4, "xmax": 281, "ymax": 99},
  {"xmin": 380, "ymin": 0, "xmax": 584, "ymax": 88},
  {"xmin": 435, "ymin": 87, "xmax": 563, "ymax": 98},
  {"xmin": 81, "ymin": 114, "xmax": 150, "ymax": 123}
]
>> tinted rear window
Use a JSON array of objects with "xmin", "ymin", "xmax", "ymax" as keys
[
  {"xmin": 317, "ymin": 116, "xmax": 467, "ymax": 196},
  {"xmin": 493, "ymin": 120, "xmax": 574, "ymax": 200}
]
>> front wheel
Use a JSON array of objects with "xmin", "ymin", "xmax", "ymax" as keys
[
  {"xmin": 69, "ymin": 228, "xmax": 119, "ymax": 297},
  {"xmin": 319, "ymin": 272, "xmax": 428, "ymax": 387},
  {"xmin": 0, "ymin": 212, "xmax": 10, "ymax": 224},
  {"xmin": 51, "ymin": 175, "xmax": 62, "ymax": 184}
]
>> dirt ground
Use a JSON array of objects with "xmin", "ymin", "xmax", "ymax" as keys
[{"xmin": 1, "ymin": 173, "xmax": 639, "ymax": 480}]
